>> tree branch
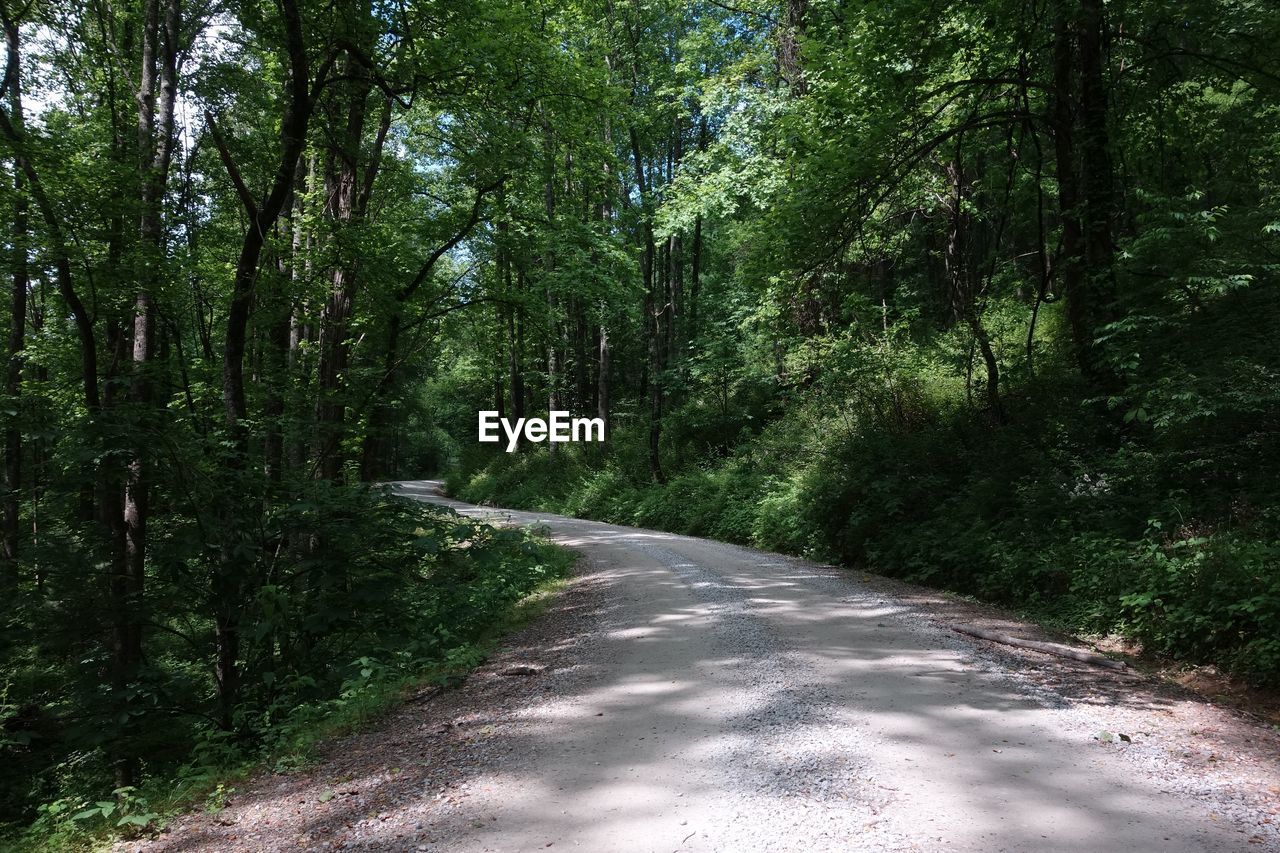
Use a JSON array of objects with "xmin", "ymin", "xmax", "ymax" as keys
[
  {"xmin": 0, "ymin": 104, "xmax": 99, "ymax": 411},
  {"xmin": 204, "ymin": 110, "xmax": 258, "ymax": 218},
  {"xmin": 396, "ymin": 178, "xmax": 503, "ymax": 303}
]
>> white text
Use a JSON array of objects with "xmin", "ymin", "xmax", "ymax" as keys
[{"xmin": 478, "ymin": 411, "xmax": 605, "ymax": 452}]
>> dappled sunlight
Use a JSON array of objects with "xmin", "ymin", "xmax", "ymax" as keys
[{"xmin": 152, "ymin": 483, "xmax": 1270, "ymax": 852}]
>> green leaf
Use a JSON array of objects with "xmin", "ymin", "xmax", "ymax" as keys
[{"xmin": 118, "ymin": 813, "xmax": 156, "ymax": 827}]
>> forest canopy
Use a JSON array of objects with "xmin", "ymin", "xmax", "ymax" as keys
[{"xmin": 1, "ymin": 0, "xmax": 1279, "ymax": 846}]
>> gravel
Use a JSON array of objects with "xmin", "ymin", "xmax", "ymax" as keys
[{"xmin": 123, "ymin": 482, "xmax": 1280, "ymax": 852}]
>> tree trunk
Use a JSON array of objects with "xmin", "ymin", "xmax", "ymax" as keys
[
  {"xmin": 119, "ymin": 0, "xmax": 180, "ymax": 776},
  {"xmin": 779, "ymin": 0, "xmax": 808, "ymax": 96},
  {"xmin": 314, "ymin": 54, "xmax": 382, "ymax": 483},
  {"xmin": 595, "ymin": 114, "xmax": 612, "ymax": 436},
  {"xmin": 573, "ymin": 302, "xmax": 589, "ymax": 410},
  {"xmin": 668, "ymin": 119, "xmax": 683, "ymax": 356},
  {"xmin": 689, "ymin": 215, "xmax": 702, "ymax": 343},
  {"xmin": 513, "ymin": 268, "xmax": 527, "ymax": 422},
  {"xmin": 211, "ymin": 0, "xmax": 320, "ymax": 725},
  {"xmin": 220, "ymin": 0, "xmax": 320, "ymax": 436},
  {"xmin": 2, "ymin": 10, "xmax": 26, "ymax": 588},
  {"xmin": 544, "ymin": 125, "xmax": 561, "ymax": 451},
  {"xmin": 597, "ymin": 324, "xmax": 609, "ymax": 437},
  {"xmin": 499, "ymin": 192, "xmax": 525, "ymax": 429},
  {"xmin": 358, "ymin": 178, "xmax": 496, "ymax": 479},
  {"xmin": 1053, "ymin": 0, "xmax": 1115, "ymax": 382},
  {"xmin": 1052, "ymin": 1, "xmax": 1084, "ymax": 352},
  {"xmin": 944, "ymin": 158, "xmax": 1001, "ymax": 421},
  {"xmin": 630, "ymin": 126, "xmax": 664, "ymax": 482},
  {"xmin": 1075, "ymin": 0, "xmax": 1117, "ymax": 379}
]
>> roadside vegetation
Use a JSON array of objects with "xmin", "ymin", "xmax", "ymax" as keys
[
  {"xmin": 3, "ymin": 490, "xmax": 569, "ymax": 851},
  {"xmin": 438, "ymin": 0, "xmax": 1280, "ymax": 692},
  {"xmin": 2, "ymin": 0, "xmax": 1278, "ymax": 847},
  {"xmin": 452, "ymin": 312, "xmax": 1280, "ymax": 687}
]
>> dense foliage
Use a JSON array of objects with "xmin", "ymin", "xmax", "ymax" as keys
[
  {"xmin": 0, "ymin": 0, "xmax": 579, "ymax": 844},
  {"xmin": 443, "ymin": 0, "xmax": 1280, "ymax": 688},
  {"xmin": 2, "ymin": 0, "xmax": 1279, "ymax": 845},
  {"xmin": 4, "ymin": 495, "xmax": 568, "ymax": 846}
]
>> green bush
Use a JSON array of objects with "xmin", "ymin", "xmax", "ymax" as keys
[
  {"xmin": 452, "ymin": 380, "xmax": 1280, "ymax": 686},
  {"xmin": 1, "ymin": 486, "xmax": 572, "ymax": 849}
]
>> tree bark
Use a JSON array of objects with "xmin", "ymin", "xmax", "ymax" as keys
[
  {"xmin": 953, "ymin": 624, "xmax": 1125, "ymax": 670},
  {"xmin": 209, "ymin": 0, "xmax": 325, "ymax": 727},
  {"xmin": 573, "ymin": 302, "xmax": 589, "ymax": 410},
  {"xmin": 630, "ymin": 127, "xmax": 664, "ymax": 482},
  {"xmin": 219, "ymin": 0, "xmax": 325, "ymax": 437},
  {"xmin": 117, "ymin": 0, "xmax": 180, "ymax": 777},
  {"xmin": 1053, "ymin": 0, "xmax": 1116, "ymax": 383},
  {"xmin": 314, "ymin": 54, "xmax": 382, "ymax": 482},
  {"xmin": 2, "ymin": 9, "xmax": 26, "ymax": 588},
  {"xmin": 543, "ymin": 124, "xmax": 561, "ymax": 452},
  {"xmin": 779, "ymin": 0, "xmax": 808, "ymax": 96},
  {"xmin": 265, "ymin": 158, "xmax": 306, "ymax": 487},
  {"xmin": 1052, "ymin": 1, "xmax": 1085, "ymax": 360},
  {"xmin": 1076, "ymin": 0, "xmax": 1117, "ymax": 375},
  {"xmin": 944, "ymin": 158, "xmax": 1001, "ymax": 421},
  {"xmin": 507, "ymin": 270, "xmax": 525, "ymax": 427},
  {"xmin": 594, "ymin": 113, "xmax": 613, "ymax": 436},
  {"xmin": 498, "ymin": 186, "xmax": 525, "ymax": 431},
  {"xmin": 689, "ymin": 115, "xmax": 706, "ymax": 343},
  {"xmin": 596, "ymin": 324, "xmax": 609, "ymax": 437}
]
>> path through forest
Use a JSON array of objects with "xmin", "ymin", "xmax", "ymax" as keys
[{"xmin": 132, "ymin": 482, "xmax": 1280, "ymax": 852}]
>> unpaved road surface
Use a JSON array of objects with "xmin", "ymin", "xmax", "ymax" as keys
[{"xmin": 134, "ymin": 481, "xmax": 1280, "ymax": 853}]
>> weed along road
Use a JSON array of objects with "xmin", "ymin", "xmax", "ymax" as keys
[{"xmin": 133, "ymin": 482, "xmax": 1279, "ymax": 853}]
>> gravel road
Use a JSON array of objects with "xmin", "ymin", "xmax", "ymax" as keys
[{"xmin": 131, "ymin": 480, "xmax": 1280, "ymax": 853}]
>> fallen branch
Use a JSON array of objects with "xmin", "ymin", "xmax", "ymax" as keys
[{"xmin": 953, "ymin": 624, "xmax": 1127, "ymax": 670}]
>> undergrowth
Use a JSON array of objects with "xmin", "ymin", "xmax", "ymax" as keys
[
  {"xmin": 451, "ymin": 368, "xmax": 1280, "ymax": 688},
  {"xmin": 1, "ymin": 496, "xmax": 573, "ymax": 852}
]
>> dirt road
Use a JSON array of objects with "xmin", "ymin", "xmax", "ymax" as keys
[{"xmin": 136, "ymin": 481, "xmax": 1280, "ymax": 852}]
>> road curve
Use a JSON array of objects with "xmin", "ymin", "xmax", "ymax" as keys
[
  {"xmin": 389, "ymin": 482, "xmax": 1273, "ymax": 853},
  {"xmin": 130, "ymin": 481, "xmax": 1279, "ymax": 853}
]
